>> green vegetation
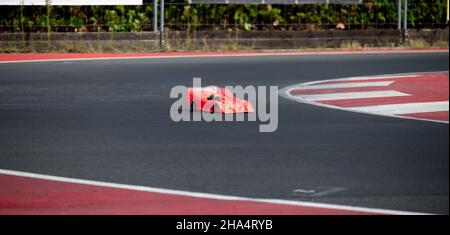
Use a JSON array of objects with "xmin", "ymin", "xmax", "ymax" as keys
[{"xmin": 0, "ymin": 0, "xmax": 447, "ymax": 33}]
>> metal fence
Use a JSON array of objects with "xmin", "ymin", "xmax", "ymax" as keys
[{"xmin": 0, "ymin": 0, "xmax": 448, "ymax": 33}]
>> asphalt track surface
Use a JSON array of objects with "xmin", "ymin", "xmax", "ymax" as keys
[{"xmin": 0, "ymin": 52, "xmax": 448, "ymax": 214}]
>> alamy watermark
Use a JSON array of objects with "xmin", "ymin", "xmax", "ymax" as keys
[{"xmin": 170, "ymin": 78, "xmax": 278, "ymax": 132}]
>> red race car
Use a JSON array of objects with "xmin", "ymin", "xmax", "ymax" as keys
[{"xmin": 186, "ymin": 86, "xmax": 255, "ymax": 113}]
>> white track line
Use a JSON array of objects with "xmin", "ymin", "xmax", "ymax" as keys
[
  {"xmin": 347, "ymin": 101, "xmax": 449, "ymax": 115},
  {"xmin": 291, "ymin": 81, "xmax": 395, "ymax": 90},
  {"xmin": 0, "ymin": 50, "xmax": 447, "ymax": 64},
  {"xmin": 0, "ymin": 168, "xmax": 428, "ymax": 215},
  {"xmin": 293, "ymin": 72, "xmax": 445, "ymax": 87},
  {"xmin": 342, "ymin": 74, "xmax": 420, "ymax": 81},
  {"xmin": 293, "ymin": 90, "xmax": 409, "ymax": 102}
]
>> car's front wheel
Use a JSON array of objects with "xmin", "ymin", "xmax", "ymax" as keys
[
  {"xmin": 190, "ymin": 101, "xmax": 196, "ymax": 112},
  {"xmin": 210, "ymin": 104, "xmax": 218, "ymax": 114}
]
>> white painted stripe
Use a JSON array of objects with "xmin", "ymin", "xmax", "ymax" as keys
[
  {"xmin": 294, "ymin": 90, "xmax": 409, "ymax": 101},
  {"xmin": 292, "ymin": 81, "xmax": 394, "ymax": 90},
  {"xmin": 347, "ymin": 101, "xmax": 449, "ymax": 115},
  {"xmin": 342, "ymin": 74, "xmax": 420, "ymax": 81},
  {"xmin": 292, "ymin": 72, "xmax": 446, "ymax": 88},
  {"xmin": 0, "ymin": 168, "xmax": 428, "ymax": 215}
]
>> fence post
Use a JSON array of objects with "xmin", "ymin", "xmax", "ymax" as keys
[
  {"xmin": 160, "ymin": 0, "xmax": 164, "ymax": 48},
  {"xmin": 403, "ymin": 0, "xmax": 408, "ymax": 44},
  {"xmin": 153, "ymin": 0, "xmax": 157, "ymax": 32},
  {"xmin": 397, "ymin": 0, "xmax": 402, "ymax": 30},
  {"xmin": 397, "ymin": 0, "xmax": 402, "ymax": 45}
]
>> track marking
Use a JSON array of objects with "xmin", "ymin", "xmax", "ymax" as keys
[
  {"xmin": 291, "ymin": 81, "xmax": 395, "ymax": 90},
  {"xmin": 340, "ymin": 74, "xmax": 420, "ymax": 81},
  {"xmin": 310, "ymin": 187, "xmax": 347, "ymax": 197},
  {"xmin": 280, "ymin": 71, "xmax": 449, "ymax": 124},
  {"xmin": 293, "ymin": 189, "xmax": 316, "ymax": 194},
  {"xmin": 346, "ymin": 101, "xmax": 449, "ymax": 115},
  {"xmin": 293, "ymin": 187, "xmax": 347, "ymax": 197},
  {"xmin": 0, "ymin": 169, "xmax": 428, "ymax": 215},
  {"xmin": 293, "ymin": 90, "xmax": 409, "ymax": 102}
]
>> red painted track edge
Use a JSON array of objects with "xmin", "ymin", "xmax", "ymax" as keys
[
  {"xmin": 0, "ymin": 170, "xmax": 426, "ymax": 215},
  {"xmin": 0, "ymin": 49, "xmax": 448, "ymax": 62}
]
